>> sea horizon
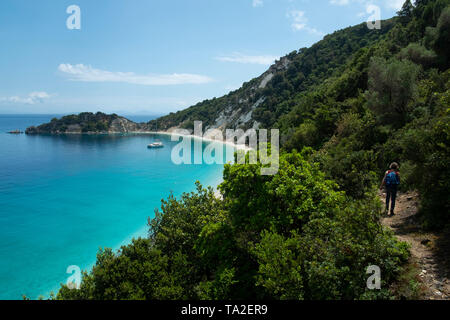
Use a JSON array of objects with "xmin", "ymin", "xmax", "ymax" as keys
[{"xmin": 0, "ymin": 113, "xmax": 163, "ymax": 124}]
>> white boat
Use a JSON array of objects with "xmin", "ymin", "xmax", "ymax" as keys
[{"xmin": 147, "ymin": 141, "xmax": 164, "ymax": 148}]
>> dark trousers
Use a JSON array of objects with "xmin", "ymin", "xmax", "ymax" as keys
[{"xmin": 385, "ymin": 186, "xmax": 398, "ymax": 213}]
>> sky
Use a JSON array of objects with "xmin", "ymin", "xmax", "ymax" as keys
[{"xmin": 0, "ymin": 0, "xmax": 405, "ymax": 116}]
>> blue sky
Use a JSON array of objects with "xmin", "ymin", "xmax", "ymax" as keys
[{"xmin": 0, "ymin": 0, "xmax": 404, "ymax": 115}]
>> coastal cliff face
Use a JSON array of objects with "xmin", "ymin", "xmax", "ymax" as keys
[
  {"xmin": 108, "ymin": 117, "xmax": 149, "ymax": 133},
  {"xmin": 146, "ymin": 21, "xmax": 394, "ymax": 134},
  {"xmin": 25, "ymin": 112, "xmax": 151, "ymax": 134},
  {"xmin": 146, "ymin": 56, "xmax": 293, "ymax": 134}
]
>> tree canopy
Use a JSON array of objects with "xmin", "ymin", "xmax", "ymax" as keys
[{"xmin": 57, "ymin": 0, "xmax": 450, "ymax": 300}]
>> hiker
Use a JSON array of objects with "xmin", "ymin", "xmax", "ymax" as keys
[{"xmin": 380, "ymin": 162, "xmax": 400, "ymax": 216}]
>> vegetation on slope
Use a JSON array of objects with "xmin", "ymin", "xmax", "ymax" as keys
[
  {"xmin": 26, "ymin": 112, "xmax": 123, "ymax": 134},
  {"xmin": 58, "ymin": 152, "xmax": 409, "ymax": 300},
  {"xmin": 147, "ymin": 20, "xmax": 395, "ymax": 131},
  {"xmin": 57, "ymin": 0, "xmax": 449, "ymax": 300}
]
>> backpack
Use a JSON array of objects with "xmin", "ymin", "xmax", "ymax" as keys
[{"xmin": 385, "ymin": 170, "xmax": 399, "ymax": 186}]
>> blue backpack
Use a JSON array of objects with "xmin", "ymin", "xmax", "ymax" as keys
[{"xmin": 385, "ymin": 171, "xmax": 399, "ymax": 186}]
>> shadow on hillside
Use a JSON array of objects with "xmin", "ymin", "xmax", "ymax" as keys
[{"xmin": 433, "ymin": 227, "xmax": 450, "ymax": 279}]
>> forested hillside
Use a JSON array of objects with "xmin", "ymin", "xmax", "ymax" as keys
[
  {"xmin": 57, "ymin": 0, "xmax": 450, "ymax": 300},
  {"xmin": 147, "ymin": 20, "xmax": 395, "ymax": 132},
  {"xmin": 25, "ymin": 112, "xmax": 148, "ymax": 134}
]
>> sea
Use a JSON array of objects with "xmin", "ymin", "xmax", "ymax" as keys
[{"xmin": 0, "ymin": 114, "xmax": 228, "ymax": 299}]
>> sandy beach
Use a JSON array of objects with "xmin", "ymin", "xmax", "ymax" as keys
[{"xmin": 151, "ymin": 130, "xmax": 254, "ymax": 152}]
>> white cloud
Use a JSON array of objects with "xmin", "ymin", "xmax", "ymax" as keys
[
  {"xmin": 252, "ymin": 0, "xmax": 263, "ymax": 7},
  {"xmin": 0, "ymin": 91, "xmax": 52, "ymax": 105},
  {"xmin": 287, "ymin": 10, "xmax": 325, "ymax": 36},
  {"xmin": 215, "ymin": 53, "xmax": 278, "ymax": 65},
  {"xmin": 288, "ymin": 10, "xmax": 307, "ymax": 31},
  {"xmin": 330, "ymin": 0, "xmax": 350, "ymax": 6},
  {"xmin": 58, "ymin": 64, "xmax": 213, "ymax": 86}
]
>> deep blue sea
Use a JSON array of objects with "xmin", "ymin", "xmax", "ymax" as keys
[{"xmin": 0, "ymin": 114, "xmax": 227, "ymax": 299}]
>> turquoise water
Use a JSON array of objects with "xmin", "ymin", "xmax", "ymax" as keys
[{"xmin": 0, "ymin": 115, "xmax": 226, "ymax": 299}]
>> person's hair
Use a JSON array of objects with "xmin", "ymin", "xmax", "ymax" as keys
[{"xmin": 389, "ymin": 162, "xmax": 399, "ymax": 170}]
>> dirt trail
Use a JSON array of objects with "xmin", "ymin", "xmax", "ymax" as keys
[{"xmin": 380, "ymin": 191, "xmax": 450, "ymax": 299}]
